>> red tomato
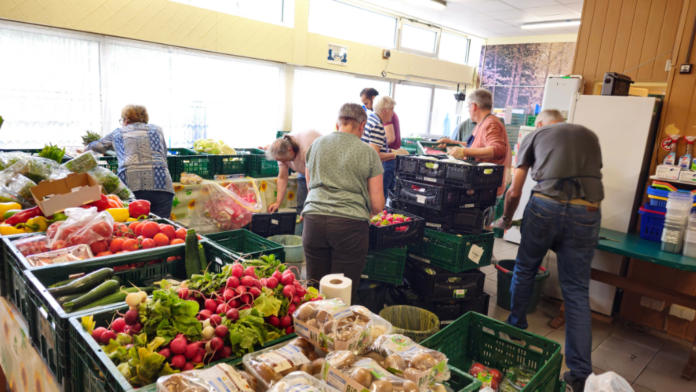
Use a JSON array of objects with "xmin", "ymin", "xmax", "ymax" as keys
[
  {"xmin": 69, "ymin": 233, "xmax": 90, "ymax": 246},
  {"xmin": 51, "ymin": 240, "xmax": 67, "ymax": 251},
  {"xmin": 175, "ymin": 228, "xmax": 187, "ymax": 240},
  {"xmin": 469, "ymin": 363, "xmax": 487, "ymax": 377},
  {"xmin": 489, "ymin": 369, "xmax": 503, "ymax": 383},
  {"xmin": 59, "ymin": 226, "xmax": 78, "ymax": 241},
  {"xmin": 141, "ymin": 222, "xmax": 160, "ymax": 239},
  {"xmin": 90, "ymin": 241, "xmax": 108, "ymax": 255},
  {"xmin": 110, "ymin": 238, "xmax": 125, "ymax": 253},
  {"xmin": 166, "ymin": 256, "xmax": 182, "ymax": 262},
  {"xmin": 47, "ymin": 222, "xmax": 62, "ymax": 239},
  {"xmin": 134, "ymin": 221, "xmax": 146, "ymax": 236},
  {"xmin": 160, "ymin": 225, "xmax": 176, "ymax": 240},
  {"xmin": 129, "ymin": 221, "xmax": 141, "ymax": 233},
  {"xmin": 122, "ymin": 239, "xmax": 140, "ymax": 252},
  {"xmin": 153, "ymin": 233, "xmax": 169, "ymax": 247},
  {"xmin": 170, "ymin": 238, "xmax": 185, "ymax": 245},
  {"xmin": 141, "ymin": 238, "xmax": 156, "ymax": 249},
  {"xmin": 96, "ymin": 250, "xmax": 114, "ymax": 257},
  {"xmin": 115, "ymin": 251, "xmax": 129, "ymax": 254}
]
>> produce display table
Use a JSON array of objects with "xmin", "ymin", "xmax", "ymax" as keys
[
  {"xmin": 548, "ymin": 228, "xmax": 696, "ymax": 380},
  {"xmin": 0, "ymin": 297, "xmax": 61, "ymax": 392},
  {"xmin": 170, "ymin": 176, "xmax": 299, "ymax": 221}
]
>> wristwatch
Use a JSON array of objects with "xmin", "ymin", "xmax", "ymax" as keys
[{"xmin": 502, "ymin": 216, "xmax": 512, "ymax": 223}]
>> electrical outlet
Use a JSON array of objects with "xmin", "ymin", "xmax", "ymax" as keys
[
  {"xmin": 680, "ymin": 64, "xmax": 692, "ymax": 74},
  {"xmin": 640, "ymin": 296, "xmax": 665, "ymax": 311},
  {"xmin": 665, "ymin": 59, "xmax": 672, "ymax": 72},
  {"xmin": 382, "ymin": 50, "xmax": 391, "ymax": 60},
  {"xmin": 669, "ymin": 304, "xmax": 696, "ymax": 321}
]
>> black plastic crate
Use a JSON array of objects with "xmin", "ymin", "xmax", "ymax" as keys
[
  {"xmin": 396, "ymin": 155, "xmax": 504, "ymax": 190},
  {"xmin": 368, "ymin": 207, "xmax": 425, "ymax": 250},
  {"xmin": 362, "ymin": 247, "xmax": 407, "ymax": 285},
  {"xmin": 391, "ymin": 201, "xmax": 485, "ymax": 234},
  {"xmin": 0, "ymin": 232, "xmax": 28, "ymax": 297},
  {"xmin": 404, "ymin": 258, "xmax": 486, "ymax": 299},
  {"xmin": 25, "ymin": 242, "xmax": 236, "ymax": 392},
  {"xmin": 387, "ymin": 285, "xmax": 490, "ymax": 326},
  {"xmin": 394, "ymin": 178, "xmax": 462, "ymax": 210},
  {"xmin": 249, "ymin": 212, "xmax": 297, "ymax": 237}
]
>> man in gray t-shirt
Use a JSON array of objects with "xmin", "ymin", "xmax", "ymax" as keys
[{"xmin": 493, "ymin": 110, "xmax": 603, "ymax": 392}]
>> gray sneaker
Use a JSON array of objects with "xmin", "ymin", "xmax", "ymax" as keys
[{"xmin": 563, "ymin": 372, "xmax": 586, "ymax": 392}]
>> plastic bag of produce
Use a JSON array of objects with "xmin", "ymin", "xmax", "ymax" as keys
[
  {"xmin": 62, "ymin": 150, "xmax": 98, "ymax": 173},
  {"xmin": 156, "ymin": 363, "xmax": 256, "ymax": 392},
  {"xmin": 268, "ymin": 371, "xmax": 341, "ymax": 392},
  {"xmin": 87, "ymin": 166, "xmax": 133, "ymax": 200},
  {"xmin": 25, "ymin": 244, "xmax": 93, "ymax": 267},
  {"xmin": 189, "ymin": 180, "xmax": 262, "ymax": 234},
  {"xmin": 292, "ymin": 299, "xmax": 393, "ymax": 354},
  {"xmin": 468, "ymin": 363, "xmax": 503, "ymax": 391},
  {"xmin": 180, "ymin": 172, "xmax": 203, "ymax": 185},
  {"xmin": 0, "ymin": 152, "xmax": 26, "ymax": 171},
  {"xmin": 193, "ymin": 139, "xmax": 236, "ymax": 155},
  {"xmin": 5, "ymin": 174, "xmax": 37, "ymax": 205},
  {"xmin": 14, "ymin": 234, "xmax": 50, "ymax": 257},
  {"xmin": 46, "ymin": 207, "xmax": 114, "ymax": 248},
  {"xmin": 244, "ymin": 338, "xmax": 327, "ymax": 391},
  {"xmin": 322, "ymin": 354, "xmax": 417, "ymax": 392},
  {"xmin": 4, "ymin": 156, "xmax": 60, "ymax": 183},
  {"xmin": 0, "ymin": 184, "xmax": 25, "ymax": 205},
  {"xmin": 372, "ymin": 334, "xmax": 451, "ymax": 389}
]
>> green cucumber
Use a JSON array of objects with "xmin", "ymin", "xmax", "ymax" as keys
[
  {"xmin": 62, "ymin": 279, "xmax": 120, "ymax": 312},
  {"xmin": 185, "ymin": 229, "xmax": 201, "ymax": 278},
  {"xmin": 48, "ymin": 268, "xmax": 114, "ymax": 297},
  {"xmin": 74, "ymin": 286, "xmax": 155, "ymax": 312},
  {"xmin": 198, "ymin": 243, "xmax": 207, "ymax": 272},
  {"xmin": 49, "ymin": 277, "xmax": 80, "ymax": 288},
  {"xmin": 55, "ymin": 292, "xmax": 85, "ymax": 305}
]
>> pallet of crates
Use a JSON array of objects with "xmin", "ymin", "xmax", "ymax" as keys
[
  {"xmin": 421, "ymin": 312, "xmax": 564, "ymax": 392},
  {"xmin": 22, "ymin": 235, "xmax": 210, "ymax": 392}
]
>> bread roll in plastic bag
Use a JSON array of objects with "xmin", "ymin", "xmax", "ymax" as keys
[
  {"xmin": 371, "ymin": 334, "xmax": 450, "ymax": 389},
  {"xmin": 268, "ymin": 371, "xmax": 341, "ymax": 392},
  {"xmin": 157, "ymin": 363, "xmax": 257, "ymax": 392},
  {"xmin": 189, "ymin": 180, "xmax": 262, "ymax": 234}
]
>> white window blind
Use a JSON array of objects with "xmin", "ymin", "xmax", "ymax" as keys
[
  {"xmin": 309, "ymin": 0, "xmax": 397, "ymax": 48},
  {"xmin": 0, "ymin": 22, "xmax": 101, "ymax": 148},
  {"xmin": 292, "ymin": 68, "xmax": 390, "ymax": 134}
]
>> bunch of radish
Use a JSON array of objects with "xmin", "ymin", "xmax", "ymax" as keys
[{"xmin": 90, "ymin": 289, "xmax": 145, "ymax": 345}]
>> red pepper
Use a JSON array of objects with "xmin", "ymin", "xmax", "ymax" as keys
[
  {"xmin": 129, "ymin": 200, "xmax": 151, "ymax": 218},
  {"xmin": 5, "ymin": 206, "xmax": 44, "ymax": 226},
  {"xmin": 85, "ymin": 194, "xmax": 110, "ymax": 212}
]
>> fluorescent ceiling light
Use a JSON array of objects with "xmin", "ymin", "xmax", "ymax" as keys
[
  {"xmin": 402, "ymin": 0, "xmax": 447, "ymax": 11},
  {"xmin": 521, "ymin": 19, "xmax": 581, "ymax": 29}
]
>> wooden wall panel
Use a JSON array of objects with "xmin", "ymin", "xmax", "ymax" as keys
[{"xmin": 573, "ymin": 0, "xmax": 682, "ymax": 93}]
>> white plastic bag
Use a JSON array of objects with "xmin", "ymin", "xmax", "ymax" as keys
[
  {"xmin": 584, "ymin": 372, "xmax": 633, "ymax": 392},
  {"xmin": 46, "ymin": 207, "xmax": 115, "ymax": 248}
]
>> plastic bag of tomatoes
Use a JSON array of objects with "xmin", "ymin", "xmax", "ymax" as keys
[
  {"xmin": 189, "ymin": 180, "xmax": 262, "ymax": 233},
  {"xmin": 46, "ymin": 206, "xmax": 115, "ymax": 250},
  {"xmin": 469, "ymin": 363, "xmax": 503, "ymax": 391}
]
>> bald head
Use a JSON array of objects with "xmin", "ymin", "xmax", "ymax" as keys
[{"xmin": 535, "ymin": 109, "xmax": 565, "ymax": 128}]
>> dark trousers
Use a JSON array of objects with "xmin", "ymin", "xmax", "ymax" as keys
[
  {"xmin": 302, "ymin": 214, "xmax": 369, "ymax": 303},
  {"xmin": 382, "ymin": 159, "xmax": 397, "ymax": 200},
  {"xmin": 133, "ymin": 190, "xmax": 175, "ymax": 219},
  {"xmin": 296, "ymin": 174, "xmax": 308, "ymax": 215}
]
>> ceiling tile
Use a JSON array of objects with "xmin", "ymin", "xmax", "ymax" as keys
[
  {"xmin": 521, "ymin": 5, "xmax": 576, "ymax": 16},
  {"xmin": 444, "ymin": 12, "xmax": 496, "ymax": 22},
  {"xmin": 487, "ymin": 9, "xmax": 531, "ymax": 19},
  {"xmin": 502, "ymin": 0, "xmax": 560, "ymax": 7},
  {"xmin": 564, "ymin": 3, "xmax": 583, "ymax": 13},
  {"xmin": 555, "ymin": 0, "xmax": 580, "ymax": 3},
  {"xmin": 520, "ymin": 27, "xmax": 574, "ymax": 35},
  {"xmin": 536, "ymin": 12, "xmax": 581, "ymax": 20},
  {"xmin": 446, "ymin": 4, "xmax": 474, "ymax": 14},
  {"xmin": 461, "ymin": 1, "xmax": 515, "ymax": 12},
  {"xmin": 466, "ymin": 19, "xmax": 518, "ymax": 28},
  {"xmin": 563, "ymin": 25, "xmax": 580, "ymax": 33}
]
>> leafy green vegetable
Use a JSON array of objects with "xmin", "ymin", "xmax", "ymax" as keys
[
  {"xmin": 39, "ymin": 144, "xmax": 66, "ymax": 163},
  {"xmin": 253, "ymin": 293, "xmax": 282, "ymax": 317},
  {"xmin": 226, "ymin": 308, "xmax": 267, "ymax": 353},
  {"xmin": 128, "ymin": 337, "xmax": 168, "ymax": 387},
  {"xmin": 139, "ymin": 283, "xmax": 201, "ymax": 344}
]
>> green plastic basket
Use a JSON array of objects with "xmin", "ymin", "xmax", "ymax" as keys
[
  {"xmin": 276, "ymin": 130, "xmax": 290, "ymax": 139},
  {"xmin": 102, "ymin": 156, "xmax": 119, "ymax": 174},
  {"xmin": 167, "ymin": 148, "xmax": 211, "ymax": 182},
  {"xmin": 25, "ymin": 241, "xmax": 235, "ymax": 392},
  {"xmin": 208, "ymin": 154, "xmax": 247, "ymax": 175},
  {"xmin": 238, "ymin": 148, "xmax": 279, "ymax": 178},
  {"xmin": 362, "ymin": 247, "xmax": 407, "ymax": 285},
  {"xmin": 205, "ymin": 229, "xmax": 285, "ymax": 262},
  {"xmin": 421, "ymin": 312, "xmax": 563, "ymax": 392},
  {"xmin": 408, "ymin": 230, "xmax": 494, "ymax": 273},
  {"xmin": 447, "ymin": 365, "xmax": 483, "ymax": 392},
  {"xmin": 526, "ymin": 115, "xmax": 537, "ymax": 127},
  {"xmin": 68, "ymin": 304, "xmax": 296, "ymax": 392}
]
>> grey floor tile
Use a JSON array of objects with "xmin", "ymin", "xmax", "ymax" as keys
[
  {"xmin": 631, "ymin": 385, "xmax": 654, "ymax": 392},
  {"xmin": 479, "ymin": 265, "xmax": 496, "ymax": 275},
  {"xmin": 611, "ymin": 324, "xmax": 666, "ymax": 352},
  {"xmin": 484, "ymin": 278, "xmax": 497, "ymax": 295},
  {"xmin": 487, "ymin": 271, "xmax": 498, "ymax": 282},
  {"xmin": 488, "ymin": 304, "xmax": 511, "ymax": 321},
  {"xmin": 546, "ymin": 328, "xmax": 566, "ymax": 353},
  {"xmin": 634, "ymin": 367, "xmax": 696, "ymax": 392},
  {"xmin": 493, "ymin": 247, "xmax": 518, "ymax": 262},
  {"xmin": 591, "ymin": 336, "xmax": 658, "ymax": 382},
  {"xmin": 494, "ymin": 238, "xmax": 518, "ymax": 253}
]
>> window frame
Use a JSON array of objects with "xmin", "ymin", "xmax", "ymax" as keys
[
  {"xmin": 397, "ymin": 20, "xmax": 441, "ymax": 59},
  {"xmin": 438, "ymin": 30, "xmax": 471, "ymax": 65},
  {"xmin": 392, "ymin": 81, "xmax": 459, "ymax": 137}
]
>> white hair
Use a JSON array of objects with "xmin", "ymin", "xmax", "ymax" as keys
[
  {"xmin": 374, "ymin": 96, "xmax": 396, "ymax": 114},
  {"xmin": 535, "ymin": 109, "xmax": 565, "ymax": 126},
  {"xmin": 467, "ymin": 89, "xmax": 493, "ymax": 110}
]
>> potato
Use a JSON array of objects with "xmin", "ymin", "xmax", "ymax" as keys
[
  {"xmin": 428, "ymin": 351, "xmax": 446, "ymax": 363},
  {"xmin": 384, "ymin": 355, "xmax": 406, "ymax": 371},
  {"xmin": 402, "ymin": 368, "xmax": 421, "ymax": 384},
  {"xmin": 370, "ymin": 379, "xmax": 393, "ymax": 392},
  {"xmin": 311, "ymin": 358, "xmax": 325, "ymax": 375},
  {"xmin": 402, "ymin": 380, "xmax": 418, "ymax": 392},
  {"xmin": 307, "ymin": 351, "xmax": 318, "ymax": 361},
  {"xmin": 327, "ymin": 351, "xmax": 355, "ymax": 369},
  {"xmin": 409, "ymin": 353, "xmax": 437, "ymax": 370},
  {"xmin": 363, "ymin": 352, "xmax": 386, "ymax": 367},
  {"xmin": 254, "ymin": 362, "xmax": 282, "ymax": 383},
  {"xmin": 351, "ymin": 368, "xmax": 373, "ymax": 388},
  {"xmin": 299, "ymin": 363, "xmax": 313, "ymax": 374},
  {"xmin": 290, "ymin": 338, "xmax": 314, "ymax": 355},
  {"xmin": 297, "ymin": 304, "xmax": 318, "ymax": 321}
]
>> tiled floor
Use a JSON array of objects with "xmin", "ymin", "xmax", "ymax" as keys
[{"xmin": 488, "ymin": 238, "xmax": 696, "ymax": 392}]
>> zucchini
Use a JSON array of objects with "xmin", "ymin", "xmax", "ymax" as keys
[
  {"xmin": 55, "ymin": 292, "xmax": 85, "ymax": 305},
  {"xmin": 62, "ymin": 279, "xmax": 120, "ymax": 312},
  {"xmin": 48, "ymin": 268, "xmax": 114, "ymax": 297},
  {"xmin": 74, "ymin": 286, "xmax": 155, "ymax": 312},
  {"xmin": 49, "ymin": 276, "xmax": 81, "ymax": 288},
  {"xmin": 198, "ymin": 243, "xmax": 207, "ymax": 272},
  {"xmin": 185, "ymin": 229, "xmax": 201, "ymax": 278}
]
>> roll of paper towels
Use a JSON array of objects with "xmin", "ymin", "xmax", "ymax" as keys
[{"xmin": 320, "ymin": 274, "xmax": 352, "ymax": 305}]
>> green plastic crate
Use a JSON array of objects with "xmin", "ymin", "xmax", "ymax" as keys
[
  {"xmin": 102, "ymin": 156, "xmax": 119, "ymax": 174},
  {"xmin": 167, "ymin": 148, "xmax": 211, "ymax": 182},
  {"xmin": 362, "ymin": 247, "xmax": 407, "ymax": 285},
  {"xmin": 401, "ymin": 138, "xmax": 421, "ymax": 149},
  {"xmin": 25, "ymin": 241, "xmax": 235, "ymax": 392},
  {"xmin": 526, "ymin": 115, "xmax": 537, "ymax": 127},
  {"xmin": 205, "ymin": 229, "xmax": 285, "ymax": 262},
  {"xmin": 68, "ymin": 299, "xmax": 296, "ymax": 392},
  {"xmin": 417, "ymin": 141, "xmax": 460, "ymax": 156},
  {"xmin": 408, "ymin": 230, "xmax": 494, "ymax": 273},
  {"xmin": 276, "ymin": 130, "xmax": 290, "ymax": 139},
  {"xmin": 421, "ymin": 312, "xmax": 563, "ymax": 392},
  {"xmin": 208, "ymin": 154, "xmax": 247, "ymax": 175},
  {"xmin": 238, "ymin": 148, "xmax": 279, "ymax": 178}
]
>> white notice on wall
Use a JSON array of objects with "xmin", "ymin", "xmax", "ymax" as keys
[
  {"xmin": 468, "ymin": 244, "xmax": 484, "ymax": 264},
  {"xmin": 327, "ymin": 43, "xmax": 348, "ymax": 66}
]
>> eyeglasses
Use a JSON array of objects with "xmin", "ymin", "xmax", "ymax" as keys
[{"xmin": 118, "ymin": 118, "xmax": 125, "ymax": 126}]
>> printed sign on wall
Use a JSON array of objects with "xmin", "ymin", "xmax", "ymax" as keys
[{"xmin": 327, "ymin": 43, "xmax": 347, "ymax": 66}]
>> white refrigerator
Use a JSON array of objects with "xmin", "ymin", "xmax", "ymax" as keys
[{"xmin": 505, "ymin": 94, "xmax": 661, "ymax": 316}]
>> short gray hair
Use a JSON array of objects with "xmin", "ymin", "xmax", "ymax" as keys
[
  {"xmin": 535, "ymin": 109, "xmax": 565, "ymax": 126},
  {"xmin": 266, "ymin": 135, "xmax": 298, "ymax": 161},
  {"xmin": 338, "ymin": 103, "xmax": 367, "ymax": 124},
  {"xmin": 468, "ymin": 89, "xmax": 493, "ymax": 110},
  {"xmin": 374, "ymin": 96, "xmax": 396, "ymax": 114}
]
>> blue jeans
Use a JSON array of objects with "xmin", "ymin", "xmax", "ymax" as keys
[
  {"xmin": 507, "ymin": 195, "xmax": 600, "ymax": 383},
  {"xmin": 296, "ymin": 174, "xmax": 308, "ymax": 215},
  {"xmin": 133, "ymin": 190, "xmax": 175, "ymax": 219},
  {"xmin": 383, "ymin": 159, "xmax": 397, "ymax": 200}
]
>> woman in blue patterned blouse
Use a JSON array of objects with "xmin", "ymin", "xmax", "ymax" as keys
[{"xmin": 86, "ymin": 105, "xmax": 175, "ymax": 219}]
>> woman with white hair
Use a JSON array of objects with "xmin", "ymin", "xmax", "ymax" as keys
[
  {"xmin": 362, "ymin": 95, "xmax": 397, "ymax": 199},
  {"xmin": 265, "ymin": 129, "xmax": 322, "ymax": 216}
]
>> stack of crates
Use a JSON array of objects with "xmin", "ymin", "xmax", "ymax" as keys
[{"xmin": 388, "ymin": 151, "xmax": 505, "ymax": 324}]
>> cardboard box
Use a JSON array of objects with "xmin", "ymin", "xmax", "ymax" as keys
[{"xmin": 31, "ymin": 173, "xmax": 102, "ymax": 216}]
